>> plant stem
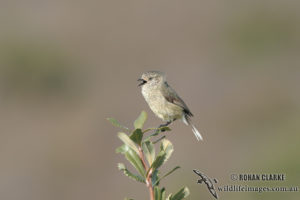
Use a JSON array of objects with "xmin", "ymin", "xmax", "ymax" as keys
[
  {"xmin": 147, "ymin": 168, "xmax": 154, "ymax": 200},
  {"xmin": 138, "ymin": 147, "xmax": 154, "ymax": 200},
  {"xmin": 153, "ymin": 135, "xmax": 166, "ymax": 144}
]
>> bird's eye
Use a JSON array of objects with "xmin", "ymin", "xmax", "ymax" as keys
[{"xmin": 149, "ymin": 77, "xmax": 153, "ymax": 80}]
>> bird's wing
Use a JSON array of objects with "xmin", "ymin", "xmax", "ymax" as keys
[{"xmin": 162, "ymin": 82, "xmax": 193, "ymax": 117}]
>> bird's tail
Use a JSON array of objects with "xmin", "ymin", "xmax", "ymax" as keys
[
  {"xmin": 191, "ymin": 124, "xmax": 203, "ymax": 141},
  {"xmin": 183, "ymin": 115, "xmax": 203, "ymax": 141}
]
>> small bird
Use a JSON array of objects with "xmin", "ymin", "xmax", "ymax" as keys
[{"xmin": 138, "ymin": 71, "xmax": 203, "ymax": 141}]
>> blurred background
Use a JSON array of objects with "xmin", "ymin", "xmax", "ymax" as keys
[{"xmin": 0, "ymin": 0, "xmax": 299, "ymax": 200}]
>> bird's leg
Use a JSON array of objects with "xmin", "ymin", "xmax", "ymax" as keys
[{"xmin": 158, "ymin": 121, "xmax": 172, "ymax": 128}]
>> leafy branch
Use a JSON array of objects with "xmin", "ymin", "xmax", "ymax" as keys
[{"xmin": 107, "ymin": 111, "xmax": 190, "ymax": 200}]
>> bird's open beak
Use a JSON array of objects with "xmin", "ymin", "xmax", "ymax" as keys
[{"xmin": 137, "ymin": 78, "xmax": 147, "ymax": 86}]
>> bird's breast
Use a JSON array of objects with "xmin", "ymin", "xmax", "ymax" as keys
[{"xmin": 141, "ymin": 87, "xmax": 183, "ymax": 121}]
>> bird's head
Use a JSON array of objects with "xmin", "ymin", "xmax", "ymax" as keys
[{"xmin": 138, "ymin": 71, "xmax": 165, "ymax": 88}]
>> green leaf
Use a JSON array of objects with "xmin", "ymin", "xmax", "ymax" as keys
[
  {"xmin": 150, "ymin": 151, "xmax": 167, "ymax": 171},
  {"xmin": 160, "ymin": 139, "xmax": 174, "ymax": 163},
  {"xmin": 149, "ymin": 139, "xmax": 173, "ymax": 173},
  {"xmin": 118, "ymin": 132, "xmax": 139, "ymax": 154},
  {"xmin": 107, "ymin": 118, "xmax": 130, "ymax": 132},
  {"xmin": 116, "ymin": 144, "xmax": 129, "ymax": 154},
  {"xmin": 154, "ymin": 186, "xmax": 166, "ymax": 200},
  {"xmin": 144, "ymin": 127, "xmax": 171, "ymax": 141},
  {"xmin": 142, "ymin": 141, "xmax": 155, "ymax": 165},
  {"xmin": 130, "ymin": 128, "xmax": 143, "ymax": 146},
  {"xmin": 143, "ymin": 126, "xmax": 171, "ymax": 140},
  {"xmin": 154, "ymin": 186, "xmax": 161, "ymax": 200},
  {"xmin": 143, "ymin": 126, "xmax": 171, "ymax": 134},
  {"xmin": 159, "ymin": 126, "xmax": 171, "ymax": 132},
  {"xmin": 153, "ymin": 166, "xmax": 180, "ymax": 186},
  {"xmin": 118, "ymin": 163, "xmax": 145, "ymax": 183},
  {"xmin": 166, "ymin": 194, "xmax": 172, "ymax": 200},
  {"xmin": 170, "ymin": 187, "xmax": 190, "ymax": 200},
  {"xmin": 124, "ymin": 148, "xmax": 146, "ymax": 177},
  {"xmin": 161, "ymin": 187, "xmax": 166, "ymax": 200},
  {"xmin": 134, "ymin": 111, "xmax": 147, "ymax": 129},
  {"xmin": 151, "ymin": 169, "xmax": 159, "ymax": 186}
]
